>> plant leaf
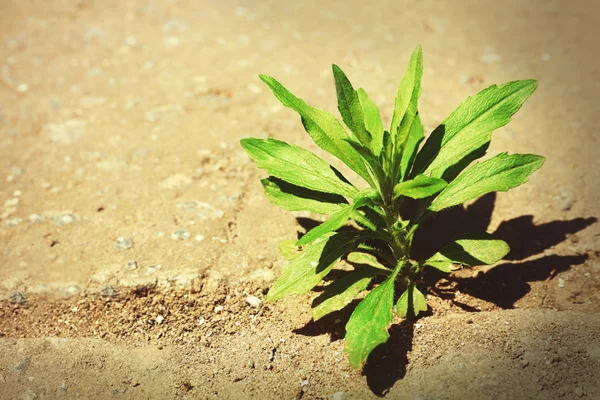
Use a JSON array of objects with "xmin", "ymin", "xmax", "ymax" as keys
[
  {"xmin": 352, "ymin": 187, "xmax": 382, "ymax": 208},
  {"xmin": 267, "ymin": 232, "xmax": 360, "ymax": 302},
  {"xmin": 344, "ymin": 264, "xmax": 400, "ymax": 368},
  {"xmin": 425, "ymin": 234, "xmax": 510, "ymax": 268},
  {"xmin": 296, "ymin": 206, "xmax": 354, "ymax": 246},
  {"xmin": 261, "ymin": 178, "xmax": 347, "ymax": 215},
  {"xmin": 357, "ymin": 88, "xmax": 384, "ymax": 156},
  {"xmin": 311, "ymin": 269, "xmax": 375, "ymax": 321},
  {"xmin": 278, "ymin": 240, "xmax": 300, "ymax": 261},
  {"xmin": 344, "ymin": 139, "xmax": 386, "ymax": 190},
  {"xmin": 349, "ymin": 211, "xmax": 376, "ymax": 231},
  {"xmin": 393, "ymin": 175, "xmax": 447, "ymax": 199},
  {"xmin": 297, "ymin": 188, "xmax": 381, "ymax": 246},
  {"xmin": 357, "ymin": 243, "xmax": 396, "ymax": 265},
  {"xmin": 413, "ymin": 80, "xmax": 538, "ymax": 179},
  {"xmin": 428, "ymin": 153, "xmax": 545, "ymax": 211},
  {"xmin": 422, "ymin": 260, "xmax": 456, "ymax": 273},
  {"xmin": 259, "ymin": 75, "xmax": 374, "ymax": 186},
  {"xmin": 332, "ymin": 65, "xmax": 371, "ymax": 148},
  {"xmin": 347, "ymin": 252, "xmax": 390, "ymax": 271},
  {"xmin": 399, "ymin": 114, "xmax": 424, "ymax": 180},
  {"xmin": 241, "ymin": 138, "xmax": 357, "ymax": 198},
  {"xmin": 390, "ymin": 45, "xmax": 423, "ymax": 148},
  {"xmin": 396, "ymin": 283, "xmax": 428, "ymax": 318},
  {"xmin": 380, "ymin": 130, "xmax": 393, "ymax": 173}
]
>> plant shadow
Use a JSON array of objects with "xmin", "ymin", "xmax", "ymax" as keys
[
  {"xmin": 453, "ymin": 254, "xmax": 589, "ymax": 308},
  {"xmin": 293, "ymin": 193, "xmax": 596, "ymax": 395},
  {"xmin": 293, "ymin": 299, "xmax": 357, "ymax": 342},
  {"xmin": 363, "ymin": 321, "xmax": 414, "ymax": 396},
  {"xmin": 293, "ymin": 306, "xmax": 414, "ymax": 397}
]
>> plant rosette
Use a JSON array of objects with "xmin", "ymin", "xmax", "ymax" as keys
[{"xmin": 241, "ymin": 45, "xmax": 544, "ymax": 368}]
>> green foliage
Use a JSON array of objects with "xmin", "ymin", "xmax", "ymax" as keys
[
  {"xmin": 393, "ymin": 175, "xmax": 447, "ymax": 199},
  {"xmin": 424, "ymin": 234, "xmax": 510, "ymax": 272},
  {"xmin": 344, "ymin": 263, "xmax": 400, "ymax": 368},
  {"xmin": 242, "ymin": 45, "xmax": 544, "ymax": 368},
  {"xmin": 396, "ymin": 282, "xmax": 428, "ymax": 318}
]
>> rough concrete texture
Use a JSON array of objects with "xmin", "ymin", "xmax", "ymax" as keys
[{"xmin": 1, "ymin": 0, "xmax": 599, "ymax": 399}]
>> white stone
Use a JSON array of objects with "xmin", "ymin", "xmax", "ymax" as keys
[
  {"xmin": 332, "ymin": 392, "xmax": 346, "ymax": 400},
  {"xmin": 4, "ymin": 198, "xmax": 19, "ymax": 207},
  {"xmin": 245, "ymin": 295, "xmax": 262, "ymax": 308}
]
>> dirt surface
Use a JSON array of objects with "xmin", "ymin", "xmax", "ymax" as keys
[{"xmin": 1, "ymin": 0, "xmax": 599, "ymax": 399}]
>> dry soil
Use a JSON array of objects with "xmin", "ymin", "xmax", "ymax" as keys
[{"xmin": 1, "ymin": 0, "xmax": 599, "ymax": 399}]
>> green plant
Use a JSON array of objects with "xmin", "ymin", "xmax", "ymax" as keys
[{"xmin": 241, "ymin": 45, "xmax": 544, "ymax": 368}]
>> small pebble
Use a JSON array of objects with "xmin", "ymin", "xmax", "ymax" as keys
[
  {"xmin": 144, "ymin": 265, "xmax": 160, "ymax": 275},
  {"xmin": 1, "ymin": 208, "xmax": 16, "ymax": 219},
  {"xmin": 63, "ymin": 286, "xmax": 80, "ymax": 295},
  {"xmin": 214, "ymin": 305, "xmax": 224, "ymax": 313},
  {"xmin": 115, "ymin": 237, "xmax": 133, "ymax": 250},
  {"xmin": 574, "ymin": 386, "xmax": 586, "ymax": 397},
  {"xmin": 10, "ymin": 292, "xmax": 26, "ymax": 304},
  {"xmin": 519, "ymin": 359, "xmax": 529, "ymax": 368},
  {"xmin": 194, "ymin": 234, "xmax": 205, "ymax": 242},
  {"xmin": 332, "ymin": 391, "xmax": 347, "ymax": 400},
  {"xmin": 176, "ymin": 201, "xmax": 224, "ymax": 220},
  {"xmin": 4, "ymin": 218, "xmax": 21, "ymax": 226},
  {"xmin": 171, "ymin": 230, "xmax": 190, "ymax": 240},
  {"xmin": 300, "ymin": 379, "xmax": 309, "ymax": 387},
  {"xmin": 15, "ymin": 358, "xmax": 31, "ymax": 372},
  {"xmin": 480, "ymin": 47, "xmax": 501, "ymax": 64},
  {"xmin": 558, "ymin": 191, "xmax": 575, "ymax": 211},
  {"xmin": 60, "ymin": 214, "xmax": 75, "ymax": 224},
  {"xmin": 125, "ymin": 260, "xmax": 138, "ymax": 270},
  {"xmin": 156, "ymin": 315, "xmax": 164, "ymax": 324},
  {"xmin": 101, "ymin": 285, "xmax": 118, "ymax": 297},
  {"xmin": 11, "ymin": 166, "xmax": 25, "ymax": 176},
  {"xmin": 28, "ymin": 214, "xmax": 43, "ymax": 223},
  {"xmin": 245, "ymin": 295, "xmax": 261, "ymax": 308},
  {"xmin": 16, "ymin": 83, "xmax": 29, "ymax": 93},
  {"xmin": 4, "ymin": 198, "xmax": 19, "ymax": 207},
  {"xmin": 558, "ymin": 278, "xmax": 565, "ymax": 288},
  {"xmin": 23, "ymin": 390, "xmax": 37, "ymax": 400}
]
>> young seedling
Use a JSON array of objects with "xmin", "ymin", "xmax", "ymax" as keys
[{"xmin": 241, "ymin": 45, "xmax": 544, "ymax": 368}]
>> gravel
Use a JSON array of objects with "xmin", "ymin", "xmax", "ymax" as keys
[
  {"xmin": 331, "ymin": 392, "xmax": 347, "ymax": 400},
  {"xmin": 10, "ymin": 292, "xmax": 26, "ymax": 304},
  {"xmin": 245, "ymin": 295, "xmax": 262, "ymax": 308},
  {"xmin": 125, "ymin": 261, "xmax": 138, "ymax": 270},
  {"xmin": 115, "ymin": 237, "xmax": 133, "ymax": 250},
  {"xmin": 171, "ymin": 230, "xmax": 191, "ymax": 240}
]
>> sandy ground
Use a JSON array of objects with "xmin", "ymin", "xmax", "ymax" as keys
[{"xmin": 1, "ymin": 0, "xmax": 599, "ymax": 398}]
